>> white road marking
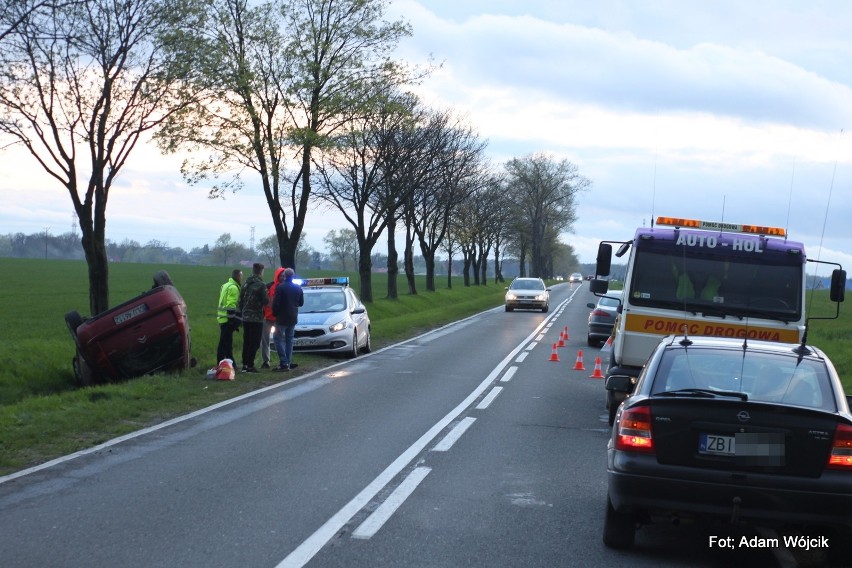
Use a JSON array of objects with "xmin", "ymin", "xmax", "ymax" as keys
[
  {"xmin": 525, "ymin": 342, "xmax": 537, "ymax": 351},
  {"xmin": 351, "ymin": 467, "xmax": 432, "ymax": 540},
  {"xmin": 500, "ymin": 366, "xmax": 518, "ymax": 382},
  {"xmin": 515, "ymin": 352, "xmax": 529, "ymax": 363},
  {"xmin": 433, "ymin": 417, "xmax": 477, "ymax": 452},
  {"xmin": 476, "ymin": 386, "xmax": 503, "ymax": 410}
]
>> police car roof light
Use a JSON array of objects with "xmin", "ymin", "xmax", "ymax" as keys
[{"xmin": 300, "ymin": 277, "xmax": 349, "ymax": 287}]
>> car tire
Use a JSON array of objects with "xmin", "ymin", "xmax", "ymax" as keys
[
  {"xmin": 362, "ymin": 328, "xmax": 372, "ymax": 353},
  {"xmin": 349, "ymin": 330, "xmax": 360, "ymax": 358},
  {"xmin": 72, "ymin": 352, "xmax": 100, "ymax": 387},
  {"xmin": 65, "ymin": 310, "xmax": 84, "ymax": 339},
  {"xmin": 505, "ymin": 305, "xmax": 513, "ymax": 312},
  {"xmin": 541, "ymin": 305, "xmax": 548, "ymax": 313},
  {"xmin": 587, "ymin": 334, "xmax": 596, "ymax": 347},
  {"xmin": 602, "ymin": 496, "xmax": 635, "ymax": 549}
]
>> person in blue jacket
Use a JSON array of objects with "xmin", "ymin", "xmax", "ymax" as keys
[{"xmin": 271, "ymin": 268, "xmax": 303, "ymax": 371}]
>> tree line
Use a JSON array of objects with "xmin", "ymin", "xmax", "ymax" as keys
[{"xmin": 0, "ymin": 0, "xmax": 589, "ymax": 312}]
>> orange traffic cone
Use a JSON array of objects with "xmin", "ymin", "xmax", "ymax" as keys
[
  {"xmin": 572, "ymin": 350, "xmax": 586, "ymax": 371},
  {"xmin": 563, "ymin": 326, "xmax": 570, "ymax": 340},
  {"xmin": 549, "ymin": 343, "xmax": 560, "ymax": 362},
  {"xmin": 557, "ymin": 330, "xmax": 566, "ymax": 347},
  {"xmin": 601, "ymin": 335, "xmax": 613, "ymax": 352},
  {"xmin": 590, "ymin": 357, "xmax": 605, "ymax": 378}
]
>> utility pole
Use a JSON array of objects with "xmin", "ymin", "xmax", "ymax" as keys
[
  {"xmin": 250, "ymin": 226, "xmax": 256, "ymax": 253},
  {"xmin": 43, "ymin": 226, "xmax": 50, "ymax": 259}
]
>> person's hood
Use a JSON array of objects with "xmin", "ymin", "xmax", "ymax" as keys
[{"xmin": 273, "ymin": 267, "xmax": 286, "ymax": 285}]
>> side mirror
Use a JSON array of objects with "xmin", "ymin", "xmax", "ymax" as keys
[
  {"xmin": 605, "ymin": 374, "xmax": 636, "ymax": 394},
  {"xmin": 590, "ymin": 279, "xmax": 609, "ymax": 295},
  {"xmin": 596, "ymin": 243, "xmax": 613, "ymax": 277},
  {"xmin": 830, "ymin": 269, "xmax": 846, "ymax": 303}
]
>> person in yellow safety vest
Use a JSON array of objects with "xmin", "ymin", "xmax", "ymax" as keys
[
  {"xmin": 673, "ymin": 265, "xmax": 721, "ymax": 301},
  {"xmin": 216, "ymin": 269, "xmax": 243, "ymax": 363}
]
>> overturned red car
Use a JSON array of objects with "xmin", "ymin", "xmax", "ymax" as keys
[{"xmin": 65, "ymin": 271, "xmax": 194, "ymax": 385}]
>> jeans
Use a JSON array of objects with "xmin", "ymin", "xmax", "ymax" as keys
[
  {"xmin": 273, "ymin": 323, "xmax": 295, "ymax": 367},
  {"xmin": 217, "ymin": 320, "xmax": 238, "ymax": 363},
  {"xmin": 261, "ymin": 319, "xmax": 274, "ymax": 365}
]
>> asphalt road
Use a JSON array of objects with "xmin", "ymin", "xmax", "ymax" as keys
[{"xmin": 0, "ymin": 282, "xmax": 806, "ymax": 567}]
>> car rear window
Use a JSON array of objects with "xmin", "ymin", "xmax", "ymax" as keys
[{"xmin": 651, "ymin": 349, "xmax": 836, "ymax": 411}]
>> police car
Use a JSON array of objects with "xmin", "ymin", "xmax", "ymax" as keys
[{"xmin": 273, "ymin": 277, "xmax": 372, "ymax": 358}]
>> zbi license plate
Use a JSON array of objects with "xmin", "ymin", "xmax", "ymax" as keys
[{"xmin": 699, "ymin": 433, "xmax": 735, "ymax": 456}]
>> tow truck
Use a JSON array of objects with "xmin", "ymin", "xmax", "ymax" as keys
[{"xmin": 592, "ymin": 216, "xmax": 845, "ymax": 424}]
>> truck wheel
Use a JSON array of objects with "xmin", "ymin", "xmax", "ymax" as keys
[{"xmin": 602, "ymin": 496, "xmax": 635, "ymax": 549}]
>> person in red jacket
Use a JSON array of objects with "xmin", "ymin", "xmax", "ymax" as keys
[{"xmin": 260, "ymin": 267, "xmax": 286, "ymax": 369}]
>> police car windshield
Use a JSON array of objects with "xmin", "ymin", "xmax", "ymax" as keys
[{"xmin": 300, "ymin": 290, "xmax": 346, "ymax": 313}]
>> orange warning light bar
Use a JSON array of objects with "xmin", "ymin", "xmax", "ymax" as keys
[{"xmin": 656, "ymin": 216, "xmax": 786, "ymax": 237}]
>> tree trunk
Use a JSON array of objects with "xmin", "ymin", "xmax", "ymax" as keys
[
  {"xmin": 386, "ymin": 235, "xmax": 399, "ymax": 300},
  {"xmin": 80, "ymin": 224, "xmax": 110, "ymax": 315},
  {"xmin": 358, "ymin": 246, "xmax": 373, "ymax": 303},
  {"xmin": 404, "ymin": 225, "xmax": 417, "ymax": 295}
]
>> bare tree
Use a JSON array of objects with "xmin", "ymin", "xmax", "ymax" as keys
[
  {"xmin": 157, "ymin": 0, "xmax": 414, "ymax": 272},
  {"xmin": 0, "ymin": 0, "xmax": 200, "ymax": 313},
  {"xmin": 504, "ymin": 154, "xmax": 590, "ymax": 279},
  {"xmin": 406, "ymin": 110, "xmax": 489, "ymax": 292},
  {"xmin": 322, "ymin": 228, "xmax": 359, "ymax": 272}
]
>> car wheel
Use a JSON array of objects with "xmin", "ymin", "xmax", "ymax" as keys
[
  {"xmin": 349, "ymin": 330, "xmax": 360, "ymax": 358},
  {"xmin": 541, "ymin": 304, "xmax": 548, "ymax": 313},
  {"xmin": 73, "ymin": 352, "xmax": 100, "ymax": 387},
  {"xmin": 587, "ymin": 334, "xmax": 596, "ymax": 347},
  {"xmin": 505, "ymin": 305, "xmax": 513, "ymax": 312},
  {"xmin": 362, "ymin": 328, "xmax": 372, "ymax": 353},
  {"xmin": 65, "ymin": 310, "xmax": 84, "ymax": 339},
  {"xmin": 602, "ymin": 496, "xmax": 635, "ymax": 549}
]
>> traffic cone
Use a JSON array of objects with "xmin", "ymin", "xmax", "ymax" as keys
[
  {"xmin": 549, "ymin": 343, "xmax": 560, "ymax": 362},
  {"xmin": 563, "ymin": 326, "xmax": 570, "ymax": 340},
  {"xmin": 601, "ymin": 335, "xmax": 613, "ymax": 352},
  {"xmin": 572, "ymin": 350, "xmax": 586, "ymax": 371},
  {"xmin": 590, "ymin": 357, "xmax": 605, "ymax": 379},
  {"xmin": 557, "ymin": 330, "xmax": 566, "ymax": 347}
]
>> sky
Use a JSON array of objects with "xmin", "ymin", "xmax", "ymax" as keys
[{"xmin": 3, "ymin": 0, "xmax": 852, "ymax": 271}]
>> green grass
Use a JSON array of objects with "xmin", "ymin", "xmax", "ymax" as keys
[
  {"xmin": 0, "ymin": 257, "xmax": 849, "ymax": 477},
  {"xmin": 0, "ymin": 258, "xmax": 507, "ymax": 475}
]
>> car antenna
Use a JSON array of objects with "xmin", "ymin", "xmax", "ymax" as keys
[
  {"xmin": 678, "ymin": 323, "xmax": 692, "ymax": 346},
  {"xmin": 794, "ymin": 320, "xmax": 813, "ymax": 356}
]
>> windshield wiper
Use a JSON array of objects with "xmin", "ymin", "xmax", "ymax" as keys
[{"xmin": 655, "ymin": 388, "xmax": 748, "ymax": 401}]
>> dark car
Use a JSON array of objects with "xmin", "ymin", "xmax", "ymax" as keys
[
  {"xmin": 504, "ymin": 277, "xmax": 550, "ymax": 312},
  {"xmin": 603, "ymin": 335, "xmax": 852, "ymax": 553},
  {"xmin": 586, "ymin": 290, "xmax": 622, "ymax": 346},
  {"xmin": 65, "ymin": 271, "xmax": 193, "ymax": 385}
]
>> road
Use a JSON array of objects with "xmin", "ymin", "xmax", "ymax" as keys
[{"xmin": 0, "ymin": 282, "xmax": 798, "ymax": 567}]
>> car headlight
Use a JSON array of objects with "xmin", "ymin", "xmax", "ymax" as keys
[
  {"xmin": 506, "ymin": 293, "xmax": 517, "ymax": 301},
  {"xmin": 535, "ymin": 294, "xmax": 546, "ymax": 301},
  {"xmin": 329, "ymin": 320, "xmax": 347, "ymax": 333}
]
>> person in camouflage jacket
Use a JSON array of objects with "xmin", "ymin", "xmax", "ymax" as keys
[{"xmin": 238, "ymin": 263, "xmax": 268, "ymax": 372}]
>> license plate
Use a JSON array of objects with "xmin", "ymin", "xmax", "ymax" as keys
[
  {"xmin": 699, "ymin": 433, "xmax": 735, "ymax": 456},
  {"xmin": 113, "ymin": 303, "xmax": 148, "ymax": 325},
  {"xmin": 698, "ymin": 432, "xmax": 785, "ymax": 462},
  {"xmin": 294, "ymin": 338, "xmax": 317, "ymax": 347}
]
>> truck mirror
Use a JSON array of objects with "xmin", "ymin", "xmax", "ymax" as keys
[
  {"xmin": 590, "ymin": 279, "xmax": 609, "ymax": 294},
  {"xmin": 830, "ymin": 269, "xmax": 846, "ymax": 303},
  {"xmin": 597, "ymin": 243, "xmax": 613, "ymax": 277}
]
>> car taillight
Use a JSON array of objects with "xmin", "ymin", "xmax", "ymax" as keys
[
  {"xmin": 615, "ymin": 405, "xmax": 654, "ymax": 453},
  {"xmin": 827, "ymin": 423, "xmax": 852, "ymax": 470},
  {"xmin": 591, "ymin": 309, "xmax": 611, "ymax": 318}
]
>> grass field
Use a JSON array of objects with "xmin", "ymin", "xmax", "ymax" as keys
[{"xmin": 0, "ymin": 257, "xmax": 849, "ymax": 476}]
